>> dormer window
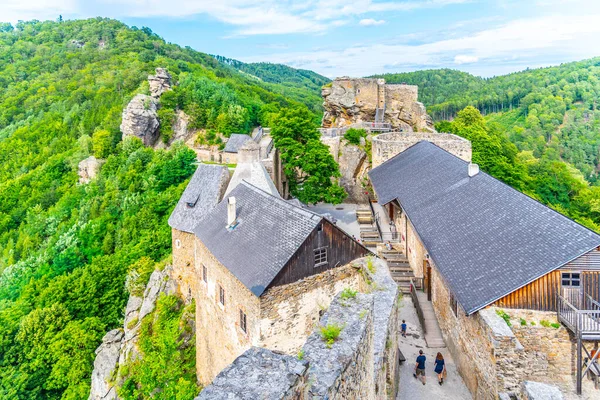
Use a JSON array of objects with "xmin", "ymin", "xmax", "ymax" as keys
[{"xmin": 186, "ymin": 202, "xmax": 195, "ymax": 208}]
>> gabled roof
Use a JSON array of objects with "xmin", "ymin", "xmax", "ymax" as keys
[
  {"xmin": 369, "ymin": 141, "xmax": 600, "ymax": 315},
  {"xmin": 223, "ymin": 134, "xmax": 253, "ymax": 153},
  {"xmin": 168, "ymin": 164, "xmax": 230, "ymax": 233},
  {"xmin": 224, "ymin": 141, "xmax": 280, "ymax": 198},
  {"xmin": 193, "ymin": 181, "xmax": 323, "ymax": 296}
]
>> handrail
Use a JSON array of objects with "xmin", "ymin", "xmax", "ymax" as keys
[
  {"xmin": 558, "ymin": 295, "xmax": 600, "ymax": 335},
  {"xmin": 410, "ymin": 278, "xmax": 426, "ymax": 334}
]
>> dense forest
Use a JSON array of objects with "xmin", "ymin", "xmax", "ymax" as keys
[
  {"xmin": 373, "ymin": 59, "xmax": 600, "ymax": 183},
  {"xmin": 0, "ymin": 18, "xmax": 330, "ymax": 399},
  {"xmin": 213, "ymin": 55, "xmax": 330, "ymax": 112}
]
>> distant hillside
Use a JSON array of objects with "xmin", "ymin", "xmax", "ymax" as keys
[
  {"xmin": 213, "ymin": 56, "xmax": 330, "ymax": 112},
  {"xmin": 373, "ymin": 58, "xmax": 600, "ymax": 182}
]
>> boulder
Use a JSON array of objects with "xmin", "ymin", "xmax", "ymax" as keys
[
  {"xmin": 120, "ymin": 94, "xmax": 160, "ymax": 146},
  {"xmin": 78, "ymin": 156, "xmax": 104, "ymax": 184},
  {"xmin": 148, "ymin": 68, "xmax": 172, "ymax": 99},
  {"xmin": 88, "ymin": 329, "xmax": 123, "ymax": 400},
  {"xmin": 521, "ymin": 381, "xmax": 563, "ymax": 400}
]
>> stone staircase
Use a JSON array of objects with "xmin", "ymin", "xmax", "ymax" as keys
[
  {"xmin": 357, "ymin": 207, "xmax": 382, "ymax": 248},
  {"xmin": 381, "ymin": 248, "xmax": 414, "ymax": 294}
]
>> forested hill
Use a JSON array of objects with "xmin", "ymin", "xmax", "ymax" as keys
[
  {"xmin": 373, "ymin": 59, "xmax": 600, "ymax": 182},
  {"xmin": 213, "ymin": 55, "xmax": 330, "ymax": 105},
  {"xmin": 0, "ymin": 18, "xmax": 325, "ymax": 399}
]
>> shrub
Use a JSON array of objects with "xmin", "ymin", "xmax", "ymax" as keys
[
  {"xmin": 366, "ymin": 256, "xmax": 375, "ymax": 273},
  {"xmin": 520, "ymin": 318, "xmax": 527, "ymax": 326},
  {"xmin": 344, "ymin": 128, "xmax": 367, "ymax": 145},
  {"xmin": 550, "ymin": 322, "xmax": 561, "ymax": 329},
  {"xmin": 540, "ymin": 320, "xmax": 551, "ymax": 328},
  {"xmin": 340, "ymin": 288, "xmax": 357, "ymax": 300},
  {"xmin": 320, "ymin": 323, "xmax": 343, "ymax": 348},
  {"xmin": 496, "ymin": 309, "xmax": 512, "ymax": 326},
  {"xmin": 297, "ymin": 350, "xmax": 305, "ymax": 360}
]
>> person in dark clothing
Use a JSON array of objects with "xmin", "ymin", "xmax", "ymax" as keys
[
  {"xmin": 434, "ymin": 352, "xmax": 446, "ymax": 385},
  {"xmin": 413, "ymin": 349, "xmax": 426, "ymax": 385},
  {"xmin": 401, "ymin": 320, "xmax": 407, "ymax": 337}
]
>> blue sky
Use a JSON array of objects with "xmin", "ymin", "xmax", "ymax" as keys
[{"xmin": 4, "ymin": 0, "xmax": 600, "ymax": 78}]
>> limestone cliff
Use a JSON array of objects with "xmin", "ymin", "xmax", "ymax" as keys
[
  {"xmin": 78, "ymin": 156, "xmax": 104, "ymax": 184},
  {"xmin": 88, "ymin": 267, "xmax": 178, "ymax": 400},
  {"xmin": 148, "ymin": 68, "xmax": 172, "ymax": 99},
  {"xmin": 322, "ymin": 77, "xmax": 434, "ymax": 132},
  {"xmin": 120, "ymin": 94, "xmax": 160, "ymax": 146},
  {"xmin": 321, "ymin": 136, "xmax": 369, "ymax": 203}
]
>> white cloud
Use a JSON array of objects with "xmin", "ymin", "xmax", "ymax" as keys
[
  {"xmin": 1, "ymin": 0, "xmax": 471, "ymax": 35},
  {"xmin": 244, "ymin": 13, "xmax": 600, "ymax": 76},
  {"xmin": 359, "ymin": 18, "xmax": 385, "ymax": 26},
  {"xmin": 454, "ymin": 55, "xmax": 478, "ymax": 64}
]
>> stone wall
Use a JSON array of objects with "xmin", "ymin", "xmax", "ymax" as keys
[
  {"xmin": 303, "ymin": 292, "xmax": 375, "ymax": 399},
  {"xmin": 259, "ymin": 264, "xmax": 364, "ymax": 354},
  {"xmin": 171, "ymin": 229, "xmax": 197, "ymax": 303},
  {"xmin": 372, "ymin": 131, "xmax": 472, "ymax": 168},
  {"xmin": 192, "ymin": 237, "xmax": 261, "ymax": 385},
  {"xmin": 195, "ymin": 257, "xmax": 400, "ymax": 399},
  {"xmin": 321, "ymin": 78, "xmax": 433, "ymax": 132}
]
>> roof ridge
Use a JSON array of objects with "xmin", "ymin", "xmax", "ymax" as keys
[{"xmin": 238, "ymin": 181, "xmax": 322, "ymax": 221}]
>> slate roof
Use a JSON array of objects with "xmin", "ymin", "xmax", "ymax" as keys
[
  {"xmin": 368, "ymin": 141, "xmax": 600, "ymax": 315},
  {"xmin": 223, "ymin": 134, "xmax": 253, "ymax": 153},
  {"xmin": 193, "ymin": 181, "xmax": 323, "ymax": 297},
  {"xmin": 168, "ymin": 164, "xmax": 230, "ymax": 233}
]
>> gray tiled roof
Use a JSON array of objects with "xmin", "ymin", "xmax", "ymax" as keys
[
  {"xmin": 168, "ymin": 164, "xmax": 230, "ymax": 233},
  {"xmin": 369, "ymin": 141, "xmax": 600, "ymax": 315},
  {"xmin": 193, "ymin": 181, "xmax": 323, "ymax": 296},
  {"xmin": 223, "ymin": 134, "xmax": 253, "ymax": 153}
]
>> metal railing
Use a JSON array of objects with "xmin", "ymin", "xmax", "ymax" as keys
[{"xmin": 318, "ymin": 127, "xmax": 348, "ymax": 137}]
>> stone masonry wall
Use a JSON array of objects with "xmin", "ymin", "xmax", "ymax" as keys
[
  {"xmin": 195, "ymin": 257, "xmax": 400, "ymax": 399},
  {"xmin": 171, "ymin": 229, "xmax": 197, "ymax": 303},
  {"xmin": 372, "ymin": 131, "xmax": 472, "ymax": 168},
  {"xmin": 192, "ymin": 237, "xmax": 261, "ymax": 386},
  {"xmin": 303, "ymin": 292, "xmax": 376, "ymax": 399},
  {"xmin": 259, "ymin": 264, "xmax": 364, "ymax": 354}
]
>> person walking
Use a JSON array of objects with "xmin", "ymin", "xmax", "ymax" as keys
[
  {"xmin": 434, "ymin": 352, "xmax": 446, "ymax": 385},
  {"xmin": 401, "ymin": 320, "xmax": 407, "ymax": 337},
  {"xmin": 413, "ymin": 350, "xmax": 426, "ymax": 385}
]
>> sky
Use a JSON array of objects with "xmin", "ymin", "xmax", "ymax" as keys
[{"xmin": 3, "ymin": 0, "xmax": 600, "ymax": 78}]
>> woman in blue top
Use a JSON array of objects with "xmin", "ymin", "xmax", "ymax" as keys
[{"xmin": 434, "ymin": 352, "xmax": 446, "ymax": 385}]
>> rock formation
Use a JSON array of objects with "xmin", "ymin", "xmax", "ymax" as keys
[
  {"xmin": 321, "ymin": 136, "xmax": 369, "ymax": 203},
  {"xmin": 120, "ymin": 94, "xmax": 160, "ymax": 146},
  {"xmin": 78, "ymin": 156, "xmax": 104, "ymax": 184},
  {"xmin": 322, "ymin": 77, "xmax": 434, "ymax": 132},
  {"xmin": 88, "ymin": 267, "xmax": 178, "ymax": 400},
  {"xmin": 148, "ymin": 68, "xmax": 172, "ymax": 99}
]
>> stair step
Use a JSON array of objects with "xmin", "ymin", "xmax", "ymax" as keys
[{"xmin": 361, "ymin": 232, "xmax": 380, "ymax": 239}]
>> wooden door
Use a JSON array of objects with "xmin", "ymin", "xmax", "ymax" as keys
[
  {"xmin": 424, "ymin": 260, "xmax": 432, "ymax": 301},
  {"xmin": 561, "ymin": 271, "xmax": 582, "ymax": 307}
]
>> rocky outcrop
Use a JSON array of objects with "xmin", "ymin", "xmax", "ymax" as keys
[
  {"xmin": 88, "ymin": 266, "xmax": 177, "ymax": 400},
  {"xmin": 322, "ymin": 77, "xmax": 434, "ymax": 132},
  {"xmin": 120, "ymin": 94, "xmax": 159, "ymax": 146},
  {"xmin": 78, "ymin": 156, "xmax": 104, "ymax": 184},
  {"xmin": 89, "ymin": 330, "xmax": 123, "ymax": 400},
  {"xmin": 148, "ymin": 68, "xmax": 172, "ymax": 99}
]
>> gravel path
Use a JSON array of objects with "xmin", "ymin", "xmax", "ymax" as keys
[{"xmin": 397, "ymin": 295, "xmax": 472, "ymax": 400}]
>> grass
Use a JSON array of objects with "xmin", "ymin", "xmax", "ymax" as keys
[
  {"xmin": 496, "ymin": 309, "xmax": 512, "ymax": 327},
  {"xmin": 320, "ymin": 323, "xmax": 343, "ymax": 348},
  {"xmin": 366, "ymin": 256, "xmax": 375, "ymax": 273},
  {"xmin": 127, "ymin": 317, "xmax": 139, "ymax": 330},
  {"xmin": 540, "ymin": 320, "xmax": 551, "ymax": 328},
  {"xmin": 297, "ymin": 349, "xmax": 305, "ymax": 360},
  {"xmin": 201, "ymin": 161, "xmax": 237, "ymax": 168},
  {"xmin": 340, "ymin": 288, "xmax": 358, "ymax": 300},
  {"xmin": 359, "ymin": 309, "xmax": 368, "ymax": 319}
]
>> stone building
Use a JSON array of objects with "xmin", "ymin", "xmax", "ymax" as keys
[
  {"xmin": 321, "ymin": 77, "xmax": 434, "ymax": 132},
  {"xmin": 221, "ymin": 133, "xmax": 254, "ymax": 164},
  {"xmin": 168, "ymin": 168, "xmax": 370, "ymax": 385},
  {"xmin": 369, "ymin": 140, "xmax": 600, "ymax": 398}
]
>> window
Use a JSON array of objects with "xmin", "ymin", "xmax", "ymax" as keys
[
  {"xmin": 449, "ymin": 293, "xmax": 458, "ymax": 317},
  {"xmin": 175, "ymin": 239, "xmax": 181, "ymax": 249},
  {"xmin": 561, "ymin": 272, "xmax": 581, "ymax": 287},
  {"xmin": 314, "ymin": 247, "xmax": 328, "ymax": 267},
  {"xmin": 240, "ymin": 310, "xmax": 247, "ymax": 333},
  {"xmin": 219, "ymin": 285, "xmax": 225, "ymax": 306},
  {"xmin": 202, "ymin": 265, "xmax": 207, "ymax": 283}
]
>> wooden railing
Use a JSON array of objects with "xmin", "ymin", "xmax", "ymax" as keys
[
  {"xmin": 410, "ymin": 278, "xmax": 426, "ymax": 334},
  {"xmin": 558, "ymin": 295, "xmax": 600, "ymax": 337}
]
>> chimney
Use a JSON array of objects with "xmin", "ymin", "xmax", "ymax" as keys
[
  {"xmin": 468, "ymin": 163, "xmax": 479, "ymax": 177},
  {"xmin": 227, "ymin": 197, "xmax": 237, "ymax": 227}
]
